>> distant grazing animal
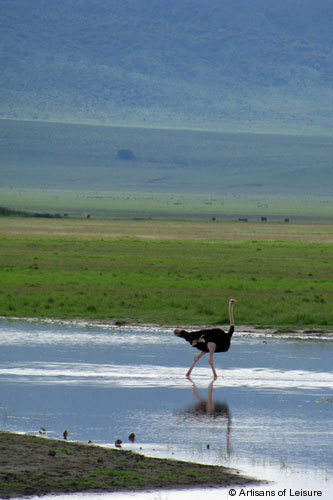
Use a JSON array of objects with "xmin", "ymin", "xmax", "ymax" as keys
[{"xmin": 174, "ymin": 299, "xmax": 237, "ymax": 379}]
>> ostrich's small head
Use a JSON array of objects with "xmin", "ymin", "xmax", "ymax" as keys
[{"xmin": 229, "ymin": 299, "xmax": 237, "ymax": 305}]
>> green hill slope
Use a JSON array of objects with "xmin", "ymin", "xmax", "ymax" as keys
[
  {"xmin": 1, "ymin": 119, "xmax": 333, "ymax": 200},
  {"xmin": 1, "ymin": 0, "xmax": 333, "ymax": 133}
]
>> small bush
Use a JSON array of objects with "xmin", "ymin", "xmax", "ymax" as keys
[{"xmin": 86, "ymin": 305, "xmax": 97, "ymax": 313}]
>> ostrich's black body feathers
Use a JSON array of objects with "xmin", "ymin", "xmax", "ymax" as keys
[{"xmin": 176, "ymin": 326, "xmax": 234, "ymax": 353}]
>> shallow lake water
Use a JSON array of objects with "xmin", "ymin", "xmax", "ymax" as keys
[{"xmin": 0, "ymin": 319, "xmax": 332, "ymax": 499}]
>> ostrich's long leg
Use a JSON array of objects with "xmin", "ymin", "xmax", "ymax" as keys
[
  {"xmin": 186, "ymin": 351, "xmax": 206, "ymax": 377},
  {"xmin": 207, "ymin": 342, "xmax": 218, "ymax": 379}
]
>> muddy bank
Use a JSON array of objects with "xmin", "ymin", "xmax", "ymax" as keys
[{"xmin": 0, "ymin": 432, "xmax": 262, "ymax": 498}]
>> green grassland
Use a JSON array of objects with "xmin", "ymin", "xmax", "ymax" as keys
[
  {"xmin": 2, "ymin": 215, "xmax": 333, "ymax": 242},
  {"xmin": 2, "ymin": 187, "xmax": 333, "ymax": 221},
  {"xmin": 1, "ymin": 117, "xmax": 333, "ymax": 330},
  {"xmin": 0, "ymin": 226, "xmax": 332, "ymax": 328}
]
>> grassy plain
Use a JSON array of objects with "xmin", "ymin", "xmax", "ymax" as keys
[
  {"xmin": 0, "ymin": 217, "xmax": 332, "ymax": 328},
  {"xmin": 2, "ymin": 187, "xmax": 333, "ymax": 221},
  {"xmin": 1, "ymin": 215, "xmax": 333, "ymax": 241},
  {"xmin": 2, "ymin": 119, "xmax": 333, "ymax": 200}
]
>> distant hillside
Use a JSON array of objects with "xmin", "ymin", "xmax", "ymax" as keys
[
  {"xmin": 1, "ymin": 119, "xmax": 333, "ymax": 198},
  {"xmin": 1, "ymin": 0, "xmax": 333, "ymax": 133}
]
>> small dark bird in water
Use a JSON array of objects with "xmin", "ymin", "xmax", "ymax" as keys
[
  {"xmin": 115, "ymin": 439, "xmax": 122, "ymax": 448},
  {"xmin": 174, "ymin": 299, "xmax": 237, "ymax": 378},
  {"xmin": 63, "ymin": 429, "xmax": 68, "ymax": 440},
  {"xmin": 128, "ymin": 433, "xmax": 136, "ymax": 442}
]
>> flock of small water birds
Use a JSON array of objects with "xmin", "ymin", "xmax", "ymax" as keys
[{"xmin": 39, "ymin": 426, "xmax": 136, "ymax": 449}]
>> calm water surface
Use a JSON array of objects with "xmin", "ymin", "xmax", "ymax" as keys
[{"xmin": 0, "ymin": 319, "xmax": 332, "ymax": 499}]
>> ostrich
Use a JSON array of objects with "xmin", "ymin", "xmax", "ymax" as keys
[{"xmin": 174, "ymin": 299, "xmax": 237, "ymax": 379}]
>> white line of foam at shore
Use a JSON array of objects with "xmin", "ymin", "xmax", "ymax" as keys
[{"xmin": 0, "ymin": 362, "xmax": 332, "ymax": 390}]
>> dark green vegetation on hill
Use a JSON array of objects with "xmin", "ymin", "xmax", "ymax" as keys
[
  {"xmin": 0, "ymin": 205, "xmax": 63, "ymax": 218},
  {"xmin": 0, "ymin": 234, "xmax": 332, "ymax": 327},
  {"xmin": 1, "ymin": 0, "xmax": 333, "ymax": 133},
  {"xmin": 0, "ymin": 432, "xmax": 258, "ymax": 498}
]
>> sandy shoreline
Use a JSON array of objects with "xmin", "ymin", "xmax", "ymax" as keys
[{"xmin": 0, "ymin": 432, "xmax": 263, "ymax": 498}]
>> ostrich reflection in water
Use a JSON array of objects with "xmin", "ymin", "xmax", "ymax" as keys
[{"xmin": 178, "ymin": 379, "xmax": 231, "ymax": 456}]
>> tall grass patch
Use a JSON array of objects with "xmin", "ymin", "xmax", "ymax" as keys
[{"xmin": 0, "ymin": 237, "xmax": 332, "ymax": 327}]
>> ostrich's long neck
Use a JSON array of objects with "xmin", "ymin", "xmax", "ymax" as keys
[{"xmin": 229, "ymin": 302, "xmax": 235, "ymax": 326}]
